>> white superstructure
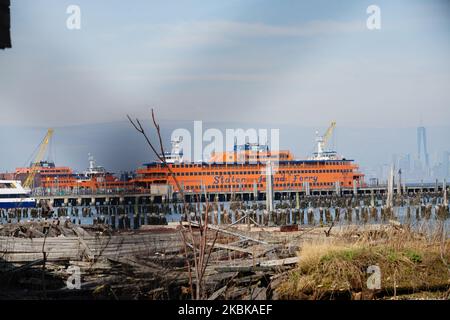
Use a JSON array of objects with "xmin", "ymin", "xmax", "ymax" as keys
[
  {"xmin": 0, "ymin": 180, "xmax": 36, "ymax": 209},
  {"xmin": 161, "ymin": 136, "xmax": 184, "ymax": 164}
]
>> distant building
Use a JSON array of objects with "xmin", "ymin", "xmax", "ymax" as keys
[
  {"xmin": 417, "ymin": 126, "xmax": 429, "ymax": 168},
  {"xmin": 0, "ymin": 172, "xmax": 15, "ymax": 180},
  {"xmin": 444, "ymin": 151, "xmax": 449, "ymax": 178},
  {"xmin": 398, "ymin": 153, "xmax": 411, "ymax": 172},
  {"xmin": 431, "ymin": 151, "xmax": 450, "ymax": 180}
]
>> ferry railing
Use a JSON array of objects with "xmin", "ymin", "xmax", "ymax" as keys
[{"xmin": 30, "ymin": 187, "xmax": 163, "ymax": 197}]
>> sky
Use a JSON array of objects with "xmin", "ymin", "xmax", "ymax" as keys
[{"xmin": 0, "ymin": 0, "xmax": 450, "ymax": 177}]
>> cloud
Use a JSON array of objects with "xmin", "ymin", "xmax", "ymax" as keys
[{"xmin": 143, "ymin": 19, "xmax": 365, "ymax": 48}]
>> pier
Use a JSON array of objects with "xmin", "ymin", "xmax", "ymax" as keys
[
  {"xmin": 1, "ymin": 182, "xmax": 448, "ymax": 232},
  {"xmin": 28, "ymin": 182, "xmax": 450, "ymax": 206}
]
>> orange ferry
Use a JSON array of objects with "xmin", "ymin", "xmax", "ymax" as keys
[
  {"xmin": 15, "ymin": 155, "xmax": 131, "ymax": 191},
  {"xmin": 133, "ymin": 125, "xmax": 365, "ymax": 194},
  {"xmin": 12, "ymin": 124, "xmax": 364, "ymax": 194}
]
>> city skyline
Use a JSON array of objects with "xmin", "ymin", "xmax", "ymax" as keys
[{"xmin": 1, "ymin": 121, "xmax": 449, "ymax": 183}]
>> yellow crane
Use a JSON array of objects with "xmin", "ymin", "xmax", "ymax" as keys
[
  {"xmin": 322, "ymin": 121, "xmax": 336, "ymax": 149},
  {"xmin": 314, "ymin": 121, "xmax": 336, "ymax": 159},
  {"xmin": 23, "ymin": 129, "xmax": 54, "ymax": 189}
]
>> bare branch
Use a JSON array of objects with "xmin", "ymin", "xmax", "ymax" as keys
[{"xmin": 128, "ymin": 108, "xmax": 218, "ymax": 300}]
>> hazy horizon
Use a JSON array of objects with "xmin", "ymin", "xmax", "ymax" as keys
[{"xmin": 1, "ymin": 121, "xmax": 449, "ymax": 183}]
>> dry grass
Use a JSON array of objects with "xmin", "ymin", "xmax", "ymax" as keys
[{"xmin": 277, "ymin": 222, "xmax": 450, "ymax": 300}]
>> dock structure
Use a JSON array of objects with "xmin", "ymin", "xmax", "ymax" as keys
[
  {"xmin": 28, "ymin": 182, "xmax": 450, "ymax": 206},
  {"xmin": 32, "ymin": 185, "xmax": 172, "ymax": 206},
  {"xmin": 178, "ymin": 182, "xmax": 449, "ymax": 203}
]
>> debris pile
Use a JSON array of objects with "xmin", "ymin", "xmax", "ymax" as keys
[
  {"xmin": 0, "ymin": 221, "xmax": 112, "ymax": 238},
  {"xmin": 0, "ymin": 220, "xmax": 306, "ymax": 299}
]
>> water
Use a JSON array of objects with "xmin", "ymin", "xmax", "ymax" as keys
[{"xmin": 1, "ymin": 201, "xmax": 449, "ymax": 233}]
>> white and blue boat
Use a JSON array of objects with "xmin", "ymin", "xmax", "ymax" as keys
[{"xmin": 0, "ymin": 180, "xmax": 36, "ymax": 209}]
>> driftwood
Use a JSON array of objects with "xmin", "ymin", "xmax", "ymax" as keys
[
  {"xmin": 206, "ymin": 242, "xmax": 254, "ymax": 255},
  {"xmin": 193, "ymin": 222, "xmax": 268, "ymax": 245}
]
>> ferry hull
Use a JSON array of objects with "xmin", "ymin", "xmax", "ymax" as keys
[{"xmin": 0, "ymin": 200, "xmax": 36, "ymax": 209}]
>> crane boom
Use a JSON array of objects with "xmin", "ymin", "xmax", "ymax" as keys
[
  {"xmin": 312, "ymin": 121, "xmax": 337, "ymax": 160},
  {"xmin": 23, "ymin": 129, "xmax": 54, "ymax": 189},
  {"xmin": 322, "ymin": 121, "xmax": 336, "ymax": 148}
]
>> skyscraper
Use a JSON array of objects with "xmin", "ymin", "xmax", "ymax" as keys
[
  {"xmin": 444, "ymin": 151, "xmax": 449, "ymax": 178},
  {"xmin": 417, "ymin": 126, "xmax": 429, "ymax": 168}
]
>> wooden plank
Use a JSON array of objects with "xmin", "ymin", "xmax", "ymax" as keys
[
  {"xmin": 259, "ymin": 257, "xmax": 298, "ymax": 267},
  {"xmin": 207, "ymin": 285, "xmax": 227, "ymax": 300},
  {"xmin": 214, "ymin": 256, "xmax": 298, "ymax": 272},
  {"xmin": 191, "ymin": 222, "xmax": 268, "ymax": 245},
  {"xmin": 207, "ymin": 242, "xmax": 253, "ymax": 254},
  {"xmin": 1, "ymin": 252, "xmax": 78, "ymax": 262}
]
